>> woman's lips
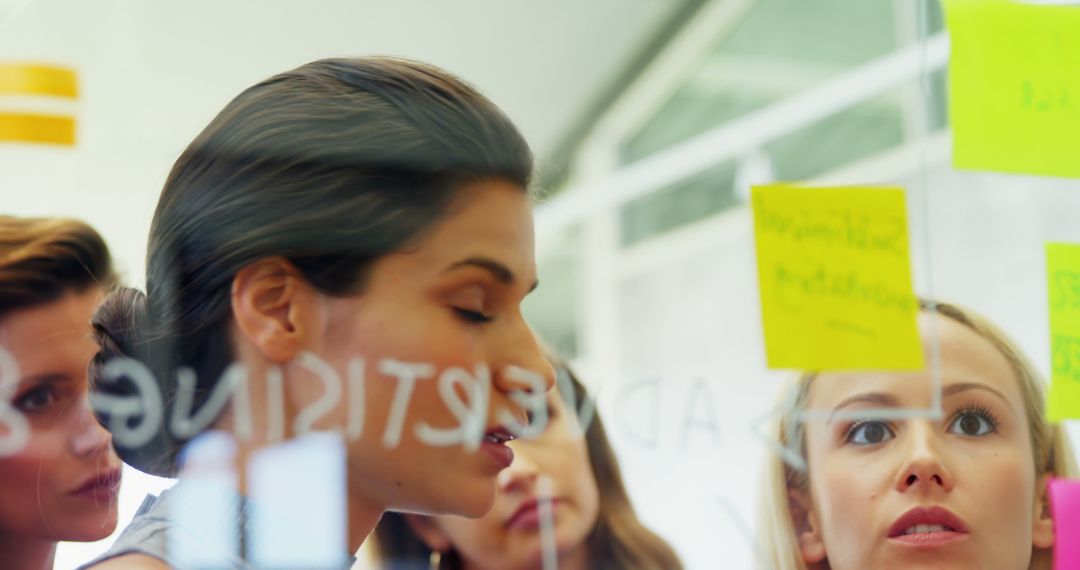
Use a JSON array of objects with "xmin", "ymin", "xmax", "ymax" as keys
[
  {"xmin": 70, "ymin": 468, "xmax": 121, "ymax": 502},
  {"xmin": 481, "ymin": 427, "xmax": 515, "ymax": 469},
  {"xmin": 506, "ymin": 498, "xmax": 562, "ymax": 530},
  {"xmin": 887, "ymin": 506, "xmax": 970, "ymax": 548}
]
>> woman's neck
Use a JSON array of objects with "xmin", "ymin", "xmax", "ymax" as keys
[
  {"xmin": 204, "ymin": 423, "xmax": 383, "ymax": 557},
  {"xmin": 551, "ymin": 543, "xmax": 590, "ymax": 570},
  {"xmin": 0, "ymin": 534, "xmax": 56, "ymax": 570},
  {"xmin": 462, "ymin": 543, "xmax": 592, "ymax": 570},
  {"xmin": 345, "ymin": 489, "xmax": 383, "ymax": 555}
]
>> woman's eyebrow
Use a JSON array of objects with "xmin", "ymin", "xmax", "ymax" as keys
[
  {"xmin": 827, "ymin": 392, "xmax": 899, "ymax": 424},
  {"xmin": 443, "ymin": 256, "xmax": 539, "ymax": 293},
  {"xmin": 16, "ymin": 372, "xmax": 68, "ymax": 389},
  {"xmin": 941, "ymin": 382, "xmax": 1010, "ymax": 407}
]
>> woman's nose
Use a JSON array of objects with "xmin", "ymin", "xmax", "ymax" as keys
[
  {"xmin": 70, "ymin": 398, "xmax": 112, "ymax": 460},
  {"xmin": 492, "ymin": 320, "xmax": 556, "ymax": 396},
  {"xmin": 895, "ymin": 421, "xmax": 954, "ymax": 493},
  {"xmin": 497, "ymin": 446, "xmax": 540, "ymax": 493}
]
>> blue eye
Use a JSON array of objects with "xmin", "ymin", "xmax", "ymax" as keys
[
  {"xmin": 453, "ymin": 307, "xmax": 493, "ymax": 324},
  {"xmin": 948, "ymin": 409, "xmax": 996, "ymax": 436},
  {"xmin": 846, "ymin": 420, "xmax": 894, "ymax": 445}
]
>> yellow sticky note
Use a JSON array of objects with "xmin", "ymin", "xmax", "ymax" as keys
[
  {"xmin": 1046, "ymin": 243, "xmax": 1080, "ymax": 421},
  {"xmin": 0, "ymin": 112, "xmax": 75, "ymax": 146},
  {"xmin": 946, "ymin": 0, "xmax": 1080, "ymax": 179},
  {"xmin": 0, "ymin": 63, "xmax": 77, "ymax": 98},
  {"xmin": 752, "ymin": 184, "xmax": 922, "ymax": 370}
]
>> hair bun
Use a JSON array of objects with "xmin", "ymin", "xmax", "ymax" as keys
[
  {"xmin": 90, "ymin": 287, "xmax": 149, "ymax": 364},
  {"xmin": 89, "ymin": 287, "xmax": 179, "ymax": 477}
]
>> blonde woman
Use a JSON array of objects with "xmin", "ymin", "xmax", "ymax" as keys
[{"xmin": 758, "ymin": 300, "xmax": 1077, "ymax": 570}]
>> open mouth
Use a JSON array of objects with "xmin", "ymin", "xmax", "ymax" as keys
[
  {"xmin": 481, "ymin": 427, "xmax": 515, "ymax": 468},
  {"xmin": 887, "ymin": 506, "xmax": 969, "ymax": 546},
  {"xmin": 484, "ymin": 428, "xmax": 515, "ymax": 445},
  {"xmin": 898, "ymin": 524, "xmax": 955, "ymax": 536}
]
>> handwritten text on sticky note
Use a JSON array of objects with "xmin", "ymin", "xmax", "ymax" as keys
[
  {"xmin": 1047, "ymin": 243, "xmax": 1080, "ymax": 421},
  {"xmin": 752, "ymin": 184, "xmax": 922, "ymax": 370},
  {"xmin": 946, "ymin": 0, "xmax": 1080, "ymax": 179}
]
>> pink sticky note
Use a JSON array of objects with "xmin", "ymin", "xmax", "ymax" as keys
[{"xmin": 1050, "ymin": 478, "xmax": 1080, "ymax": 570}]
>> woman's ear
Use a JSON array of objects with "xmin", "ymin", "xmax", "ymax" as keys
[
  {"xmin": 789, "ymin": 487, "xmax": 827, "ymax": 564},
  {"xmin": 231, "ymin": 257, "xmax": 316, "ymax": 363},
  {"xmin": 1032, "ymin": 473, "xmax": 1055, "ymax": 550},
  {"xmin": 404, "ymin": 514, "xmax": 453, "ymax": 552}
]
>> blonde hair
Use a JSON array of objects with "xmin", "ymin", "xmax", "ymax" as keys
[{"xmin": 756, "ymin": 300, "xmax": 1078, "ymax": 570}]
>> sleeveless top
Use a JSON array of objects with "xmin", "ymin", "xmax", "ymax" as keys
[{"xmin": 77, "ymin": 482, "xmax": 358, "ymax": 569}]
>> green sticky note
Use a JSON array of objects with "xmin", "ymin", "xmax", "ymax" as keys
[
  {"xmin": 751, "ymin": 184, "xmax": 923, "ymax": 371},
  {"xmin": 1047, "ymin": 243, "xmax": 1080, "ymax": 421},
  {"xmin": 946, "ymin": 0, "xmax": 1080, "ymax": 178}
]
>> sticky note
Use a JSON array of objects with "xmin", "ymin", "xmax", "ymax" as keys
[
  {"xmin": 946, "ymin": 0, "xmax": 1080, "ymax": 179},
  {"xmin": 248, "ymin": 432, "xmax": 347, "ymax": 569},
  {"xmin": 0, "ymin": 112, "xmax": 75, "ymax": 146},
  {"xmin": 1048, "ymin": 478, "xmax": 1080, "ymax": 570},
  {"xmin": 0, "ymin": 63, "xmax": 77, "ymax": 98},
  {"xmin": 751, "ymin": 184, "xmax": 922, "ymax": 370},
  {"xmin": 1046, "ymin": 243, "xmax": 1080, "ymax": 421}
]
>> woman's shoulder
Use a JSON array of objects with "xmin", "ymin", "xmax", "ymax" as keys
[{"xmin": 81, "ymin": 553, "xmax": 170, "ymax": 570}]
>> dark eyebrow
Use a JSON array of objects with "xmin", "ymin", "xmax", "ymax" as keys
[
  {"xmin": 941, "ymin": 382, "xmax": 1011, "ymax": 407},
  {"xmin": 17, "ymin": 373, "xmax": 69, "ymax": 390},
  {"xmin": 828, "ymin": 392, "xmax": 900, "ymax": 424},
  {"xmin": 444, "ymin": 257, "xmax": 539, "ymax": 293}
]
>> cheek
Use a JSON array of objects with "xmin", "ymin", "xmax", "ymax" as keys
[
  {"xmin": 0, "ymin": 431, "xmax": 64, "ymax": 487},
  {"xmin": 808, "ymin": 444, "xmax": 893, "ymax": 553},
  {"xmin": 553, "ymin": 439, "xmax": 600, "ymax": 526},
  {"xmin": 0, "ymin": 435, "xmax": 64, "ymax": 524},
  {"xmin": 967, "ymin": 449, "xmax": 1035, "ymax": 534}
]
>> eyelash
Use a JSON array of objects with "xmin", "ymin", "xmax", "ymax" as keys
[
  {"xmin": 842, "ymin": 403, "xmax": 1000, "ymax": 445},
  {"xmin": 843, "ymin": 420, "xmax": 894, "ymax": 446},
  {"xmin": 948, "ymin": 403, "xmax": 999, "ymax": 436},
  {"xmin": 14, "ymin": 385, "xmax": 58, "ymax": 414},
  {"xmin": 453, "ymin": 307, "xmax": 494, "ymax": 324}
]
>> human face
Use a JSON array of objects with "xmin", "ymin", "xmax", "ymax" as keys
[
  {"xmin": 410, "ymin": 382, "xmax": 600, "ymax": 570},
  {"xmin": 0, "ymin": 287, "xmax": 121, "ymax": 542},
  {"xmin": 797, "ymin": 312, "xmax": 1047, "ymax": 570},
  {"xmin": 313, "ymin": 179, "xmax": 556, "ymax": 518}
]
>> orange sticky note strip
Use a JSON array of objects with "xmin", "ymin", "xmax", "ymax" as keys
[
  {"xmin": 0, "ymin": 63, "xmax": 77, "ymax": 98},
  {"xmin": 0, "ymin": 113, "xmax": 75, "ymax": 146}
]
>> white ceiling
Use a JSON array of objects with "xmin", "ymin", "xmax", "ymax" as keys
[
  {"xmin": 0, "ymin": 0, "xmax": 694, "ymax": 162},
  {"xmin": 0, "ymin": 0, "xmax": 698, "ymax": 283}
]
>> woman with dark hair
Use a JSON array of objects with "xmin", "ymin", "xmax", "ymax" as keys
[
  {"xmin": 82, "ymin": 56, "xmax": 555, "ymax": 569},
  {"xmin": 373, "ymin": 356, "xmax": 684, "ymax": 570},
  {"xmin": 0, "ymin": 216, "xmax": 121, "ymax": 570}
]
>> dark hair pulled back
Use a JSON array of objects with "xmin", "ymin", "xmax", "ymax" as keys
[{"xmin": 89, "ymin": 57, "xmax": 533, "ymax": 476}]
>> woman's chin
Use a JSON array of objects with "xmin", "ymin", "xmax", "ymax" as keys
[{"xmin": 59, "ymin": 519, "xmax": 118, "ymax": 543}]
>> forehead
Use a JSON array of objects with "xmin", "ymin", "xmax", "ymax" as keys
[
  {"xmin": 807, "ymin": 312, "xmax": 1024, "ymax": 410},
  {"xmin": 388, "ymin": 179, "xmax": 536, "ymax": 277},
  {"xmin": 0, "ymin": 289, "xmax": 101, "ymax": 376}
]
